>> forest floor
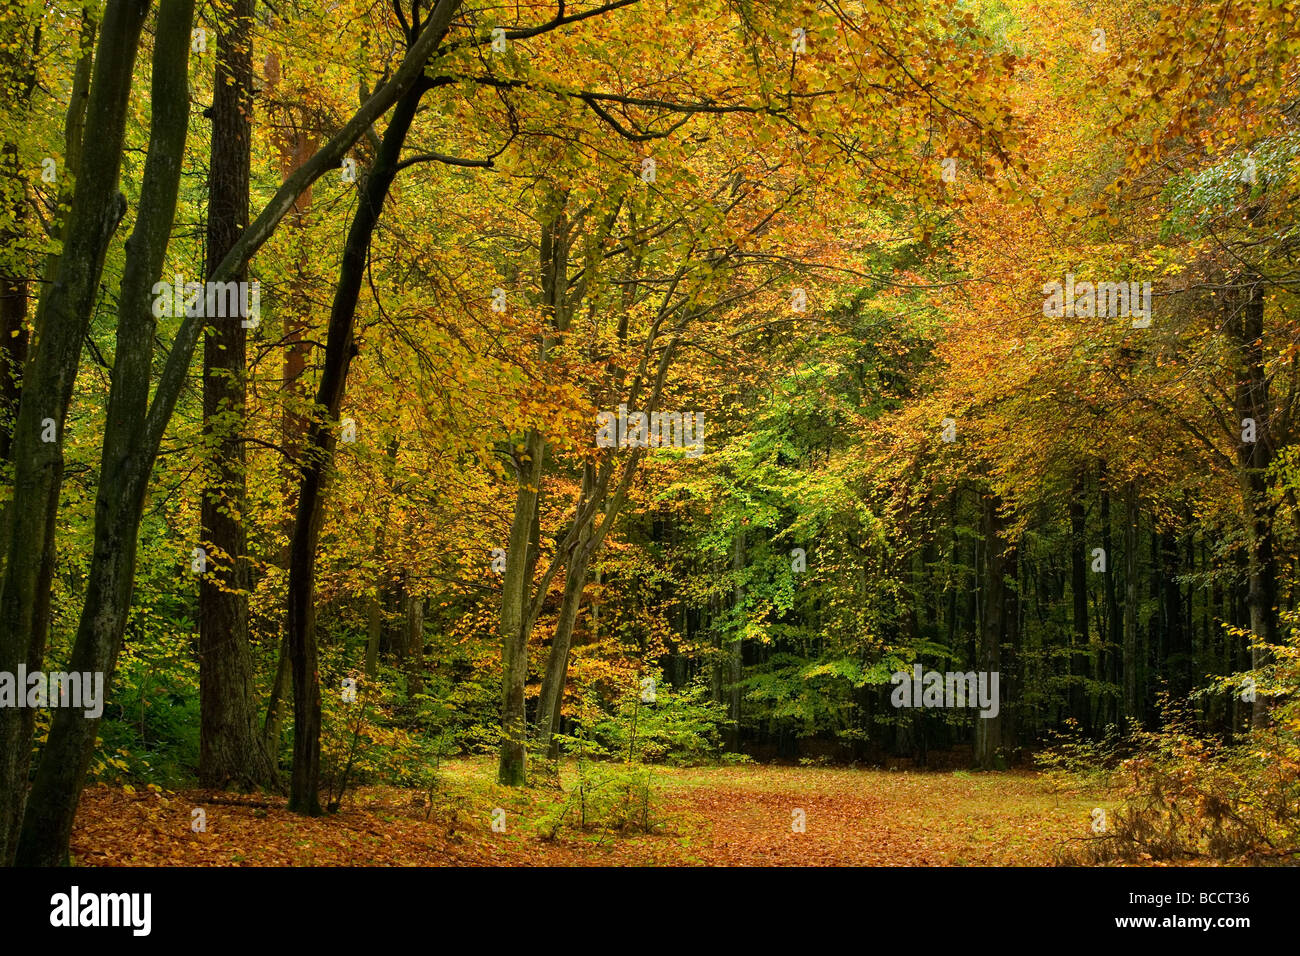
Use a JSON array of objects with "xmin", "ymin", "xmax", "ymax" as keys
[{"xmin": 70, "ymin": 758, "xmax": 1111, "ymax": 866}]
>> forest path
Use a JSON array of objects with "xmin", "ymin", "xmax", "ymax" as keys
[{"xmin": 69, "ymin": 761, "xmax": 1103, "ymax": 866}]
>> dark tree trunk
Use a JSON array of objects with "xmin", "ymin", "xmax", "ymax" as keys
[
  {"xmin": 1122, "ymin": 482, "xmax": 1139, "ymax": 723},
  {"xmin": 975, "ymin": 493, "xmax": 1006, "ymax": 769},
  {"xmin": 947, "ymin": 490, "xmax": 959, "ymax": 648},
  {"xmin": 0, "ymin": 0, "xmax": 150, "ymax": 865},
  {"xmin": 728, "ymin": 525, "xmax": 746, "ymax": 751},
  {"xmin": 198, "ymin": 0, "xmax": 278, "ymax": 791},
  {"xmin": 9, "ymin": 0, "xmax": 463, "ymax": 856},
  {"xmin": 1069, "ymin": 480, "xmax": 1089, "ymax": 731},
  {"xmin": 286, "ymin": 80, "xmax": 428, "ymax": 815},
  {"xmin": 1100, "ymin": 485, "xmax": 1119, "ymax": 727},
  {"xmin": 1005, "ymin": 531, "xmax": 1020, "ymax": 751},
  {"xmin": 13, "ymin": 0, "xmax": 195, "ymax": 866},
  {"xmin": 1160, "ymin": 529, "xmax": 1186, "ymax": 698}
]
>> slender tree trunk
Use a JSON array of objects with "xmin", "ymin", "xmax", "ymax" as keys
[
  {"xmin": 1123, "ymin": 482, "xmax": 1139, "ymax": 723},
  {"xmin": 262, "ymin": 635, "xmax": 292, "ymax": 752},
  {"xmin": 728, "ymin": 525, "xmax": 745, "ymax": 751},
  {"xmin": 404, "ymin": 584, "xmax": 424, "ymax": 696},
  {"xmin": 947, "ymin": 490, "xmax": 959, "ymax": 648},
  {"xmin": 365, "ymin": 596, "xmax": 383, "ymax": 677},
  {"xmin": 1099, "ymin": 485, "xmax": 1118, "ymax": 727},
  {"xmin": 531, "ymin": 441, "xmax": 648, "ymax": 760},
  {"xmin": 286, "ymin": 80, "xmax": 428, "ymax": 814},
  {"xmin": 1069, "ymin": 481, "xmax": 1089, "ymax": 731},
  {"xmin": 975, "ymin": 494, "xmax": 1005, "ymax": 769}
]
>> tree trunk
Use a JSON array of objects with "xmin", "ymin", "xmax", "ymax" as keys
[
  {"xmin": 728, "ymin": 525, "xmax": 745, "ymax": 751},
  {"xmin": 0, "ymin": 0, "xmax": 148, "ymax": 864},
  {"xmin": 1068, "ymin": 479, "xmax": 1089, "ymax": 731},
  {"xmin": 975, "ymin": 493, "xmax": 1005, "ymax": 769},
  {"xmin": 497, "ymin": 429, "xmax": 546, "ymax": 786},
  {"xmin": 9, "ymin": 0, "xmax": 463, "ymax": 856},
  {"xmin": 13, "ymin": 0, "xmax": 195, "ymax": 866},
  {"xmin": 260, "ymin": 48, "xmax": 318, "ymax": 754},
  {"xmin": 286, "ymin": 80, "xmax": 428, "ymax": 815},
  {"xmin": 1099, "ymin": 484, "xmax": 1119, "ymax": 727},
  {"xmin": 1122, "ymin": 482, "xmax": 1139, "ymax": 723},
  {"xmin": 404, "ymin": 586, "xmax": 424, "ymax": 696},
  {"xmin": 1160, "ymin": 529, "xmax": 1186, "ymax": 699},
  {"xmin": 198, "ymin": 0, "xmax": 278, "ymax": 791},
  {"xmin": 496, "ymin": 203, "xmax": 569, "ymax": 784}
]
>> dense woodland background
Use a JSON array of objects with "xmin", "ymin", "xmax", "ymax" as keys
[{"xmin": 1, "ymin": 0, "xmax": 1298, "ymax": 867}]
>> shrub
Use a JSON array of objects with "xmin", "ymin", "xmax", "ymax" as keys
[{"xmin": 1062, "ymin": 628, "xmax": 1300, "ymax": 865}]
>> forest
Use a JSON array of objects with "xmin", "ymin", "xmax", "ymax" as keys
[{"xmin": 0, "ymin": 0, "xmax": 1298, "ymax": 875}]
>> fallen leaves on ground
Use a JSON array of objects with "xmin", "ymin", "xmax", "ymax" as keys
[{"xmin": 69, "ymin": 760, "xmax": 1107, "ymax": 866}]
